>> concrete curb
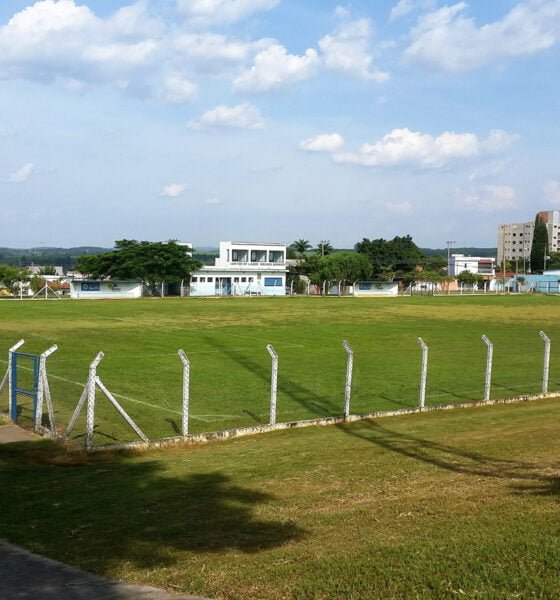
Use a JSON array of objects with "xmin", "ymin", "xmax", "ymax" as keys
[{"xmin": 0, "ymin": 540, "xmax": 211, "ymax": 600}]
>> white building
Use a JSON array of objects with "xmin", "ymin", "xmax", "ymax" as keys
[
  {"xmin": 190, "ymin": 241, "xmax": 287, "ymax": 297},
  {"xmin": 450, "ymin": 254, "xmax": 496, "ymax": 279},
  {"xmin": 70, "ymin": 280, "xmax": 143, "ymax": 299},
  {"xmin": 497, "ymin": 210, "xmax": 560, "ymax": 264}
]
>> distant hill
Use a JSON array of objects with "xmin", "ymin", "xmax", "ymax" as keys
[
  {"xmin": 421, "ymin": 247, "xmax": 497, "ymax": 258},
  {"xmin": 0, "ymin": 246, "xmax": 111, "ymax": 269}
]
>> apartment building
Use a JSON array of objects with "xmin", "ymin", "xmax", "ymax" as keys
[{"xmin": 497, "ymin": 210, "xmax": 560, "ymax": 264}]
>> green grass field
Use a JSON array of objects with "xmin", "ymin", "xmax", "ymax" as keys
[
  {"xmin": 1, "ymin": 400, "xmax": 559, "ymax": 599},
  {"xmin": 0, "ymin": 295, "xmax": 558, "ymax": 446},
  {"xmin": 2, "ymin": 295, "xmax": 560, "ymax": 598}
]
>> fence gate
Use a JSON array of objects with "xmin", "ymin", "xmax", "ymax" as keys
[{"xmin": 10, "ymin": 352, "xmax": 40, "ymax": 423}]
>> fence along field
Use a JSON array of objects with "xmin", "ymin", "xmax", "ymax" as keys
[{"xmin": 0, "ymin": 295, "xmax": 558, "ymax": 448}]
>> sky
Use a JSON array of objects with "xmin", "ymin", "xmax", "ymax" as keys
[{"xmin": 0, "ymin": 0, "xmax": 559, "ymax": 250}]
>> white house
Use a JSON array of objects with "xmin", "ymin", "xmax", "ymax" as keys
[
  {"xmin": 70, "ymin": 280, "xmax": 143, "ymax": 299},
  {"xmin": 189, "ymin": 241, "xmax": 287, "ymax": 297},
  {"xmin": 450, "ymin": 254, "xmax": 496, "ymax": 277}
]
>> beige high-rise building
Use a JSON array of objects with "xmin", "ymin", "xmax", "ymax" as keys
[{"xmin": 497, "ymin": 210, "xmax": 560, "ymax": 267}]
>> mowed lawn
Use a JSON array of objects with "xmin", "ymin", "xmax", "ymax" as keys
[
  {"xmin": 0, "ymin": 399, "xmax": 559, "ymax": 599},
  {"xmin": 0, "ymin": 295, "xmax": 559, "ymax": 445}
]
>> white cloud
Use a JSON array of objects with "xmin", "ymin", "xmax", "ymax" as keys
[
  {"xmin": 403, "ymin": 1, "xmax": 560, "ymax": 72},
  {"xmin": 176, "ymin": 0, "xmax": 279, "ymax": 25},
  {"xmin": 300, "ymin": 133, "xmax": 345, "ymax": 152},
  {"xmin": 318, "ymin": 16, "xmax": 389, "ymax": 81},
  {"xmin": 233, "ymin": 44, "xmax": 320, "ymax": 91},
  {"xmin": 386, "ymin": 200, "xmax": 413, "ymax": 215},
  {"xmin": 160, "ymin": 183, "xmax": 186, "ymax": 198},
  {"xmin": 205, "ymin": 197, "xmax": 222, "ymax": 204},
  {"xmin": 8, "ymin": 162, "xmax": 34, "ymax": 183},
  {"xmin": 543, "ymin": 179, "xmax": 560, "ymax": 205},
  {"xmin": 188, "ymin": 103, "xmax": 266, "ymax": 129},
  {"xmin": 172, "ymin": 33, "xmax": 273, "ymax": 73},
  {"xmin": 332, "ymin": 127, "xmax": 517, "ymax": 169},
  {"xmin": 157, "ymin": 73, "xmax": 197, "ymax": 104},
  {"xmin": 457, "ymin": 184, "xmax": 518, "ymax": 212},
  {"xmin": 390, "ymin": 0, "xmax": 436, "ymax": 21}
]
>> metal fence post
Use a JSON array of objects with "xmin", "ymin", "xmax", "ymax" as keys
[
  {"xmin": 481, "ymin": 335, "xmax": 493, "ymax": 401},
  {"xmin": 6, "ymin": 340, "xmax": 25, "ymax": 421},
  {"xmin": 342, "ymin": 340, "xmax": 353, "ymax": 418},
  {"xmin": 178, "ymin": 349, "xmax": 190, "ymax": 436},
  {"xmin": 417, "ymin": 338, "xmax": 428, "ymax": 409},
  {"xmin": 35, "ymin": 344, "xmax": 58, "ymax": 431},
  {"xmin": 266, "ymin": 344, "xmax": 278, "ymax": 425},
  {"xmin": 539, "ymin": 331, "xmax": 551, "ymax": 394},
  {"xmin": 85, "ymin": 352, "xmax": 104, "ymax": 450}
]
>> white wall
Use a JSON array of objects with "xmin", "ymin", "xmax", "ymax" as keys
[{"xmin": 70, "ymin": 280, "xmax": 142, "ymax": 299}]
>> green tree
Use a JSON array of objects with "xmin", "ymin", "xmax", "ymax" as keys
[
  {"xmin": 0, "ymin": 264, "xmax": 28, "ymax": 294},
  {"xmin": 546, "ymin": 252, "xmax": 560, "ymax": 270},
  {"xmin": 356, "ymin": 235, "xmax": 424, "ymax": 277},
  {"xmin": 38, "ymin": 265, "xmax": 57, "ymax": 276},
  {"xmin": 75, "ymin": 241, "xmax": 201, "ymax": 289},
  {"xmin": 457, "ymin": 270, "xmax": 484, "ymax": 288},
  {"xmin": 320, "ymin": 252, "xmax": 371, "ymax": 283},
  {"xmin": 316, "ymin": 240, "xmax": 333, "ymax": 256},
  {"xmin": 530, "ymin": 214, "xmax": 549, "ymax": 273},
  {"xmin": 291, "ymin": 239, "xmax": 312, "ymax": 256}
]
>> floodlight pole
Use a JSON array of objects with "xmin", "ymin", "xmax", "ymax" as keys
[
  {"xmin": 178, "ymin": 349, "xmax": 190, "ymax": 436},
  {"xmin": 481, "ymin": 335, "xmax": 493, "ymax": 401},
  {"xmin": 266, "ymin": 344, "xmax": 278, "ymax": 425},
  {"xmin": 342, "ymin": 340, "xmax": 354, "ymax": 419},
  {"xmin": 539, "ymin": 331, "xmax": 551, "ymax": 394},
  {"xmin": 417, "ymin": 337, "xmax": 428, "ymax": 409}
]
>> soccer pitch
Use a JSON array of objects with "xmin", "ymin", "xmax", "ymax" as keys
[{"xmin": 0, "ymin": 295, "xmax": 558, "ymax": 446}]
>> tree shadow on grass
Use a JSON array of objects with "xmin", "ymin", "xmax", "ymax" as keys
[
  {"xmin": 0, "ymin": 441, "xmax": 305, "ymax": 575},
  {"xmin": 337, "ymin": 419, "xmax": 560, "ymax": 497}
]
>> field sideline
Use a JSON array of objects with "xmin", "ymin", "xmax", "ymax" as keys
[{"xmin": 0, "ymin": 295, "xmax": 559, "ymax": 445}]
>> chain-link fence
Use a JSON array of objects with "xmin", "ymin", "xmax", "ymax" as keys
[{"xmin": 1, "ymin": 328, "xmax": 557, "ymax": 451}]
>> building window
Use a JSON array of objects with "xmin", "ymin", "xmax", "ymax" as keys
[
  {"xmin": 249, "ymin": 277, "xmax": 254, "ymax": 282},
  {"xmin": 234, "ymin": 277, "xmax": 239, "ymax": 282},
  {"xmin": 191, "ymin": 277, "xmax": 198, "ymax": 282},
  {"xmin": 251, "ymin": 250, "xmax": 267, "ymax": 262},
  {"xmin": 232, "ymin": 249, "xmax": 248, "ymax": 262},
  {"xmin": 207, "ymin": 277, "xmax": 213, "ymax": 282},
  {"xmin": 199, "ymin": 277, "xmax": 206, "ymax": 283},
  {"xmin": 269, "ymin": 250, "xmax": 284, "ymax": 263},
  {"xmin": 264, "ymin": 277, "xmax": 283, "ymax": 286}
]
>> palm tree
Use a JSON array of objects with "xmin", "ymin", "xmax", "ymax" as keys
[
  {"xmin": 292, "ymin": 239, "xmax": 312, "ymax": 256},
  {"xmin": 316, "ymin": 240, "xmax": 333, "ymax": 257}
]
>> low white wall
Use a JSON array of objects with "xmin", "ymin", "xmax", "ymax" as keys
[
  {"xmin": 354, "ymin": 281, "xmax": 399, "ymax": 296},
  {"xmin": 70, "ymin": 281, "xmax": 142, "ymax": 299}
]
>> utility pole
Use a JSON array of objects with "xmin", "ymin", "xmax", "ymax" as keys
[{"xmin": 446, "ymin": 241, "xmax": 455, "ymax": 276}]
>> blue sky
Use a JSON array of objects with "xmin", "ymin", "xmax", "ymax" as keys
[{"xmin": 0, "ymin": 0, "xmax": 559, "ymax": 249}]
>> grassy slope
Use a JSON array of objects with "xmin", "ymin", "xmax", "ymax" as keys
[
  {"xmin": 0, "ymin": 295, "xmax": 559, "ymax": 444},
  {"xmin": 0, "ymin": 399, "xmax": 559, "ymax": 599}
]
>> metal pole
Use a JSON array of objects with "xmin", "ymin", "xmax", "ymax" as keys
[
  {"xmin": 85, "ymin": 352, "xmax": 104, "ymax": 450},
  {"xmin": 417, "ymin": 337, "xmax": 428, "ymax": 409},
  {"xmin": 35, "ymin": 344, "xmax": 58, "ymax": 431},
  {"xmin": 481, "ymin": 335, "xmax": 493, "ymax": 401},
  {"xmin": 7, "ymin": 339, "xmax": 25, "ymax": 421},
  {"xmin": 342, "ymin": 340, "xmax": 353, "ymax": 418},
  {"xmin": 539, "ymin": 331, "xmax": 551, "ymax": 394},
  {"xmin": 178, "ymin": 349, "xmax": 190, "ymax": 436},
  {"xmin": 266, "ymin": 344, "xmax": 278, "ymax": 425}
]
